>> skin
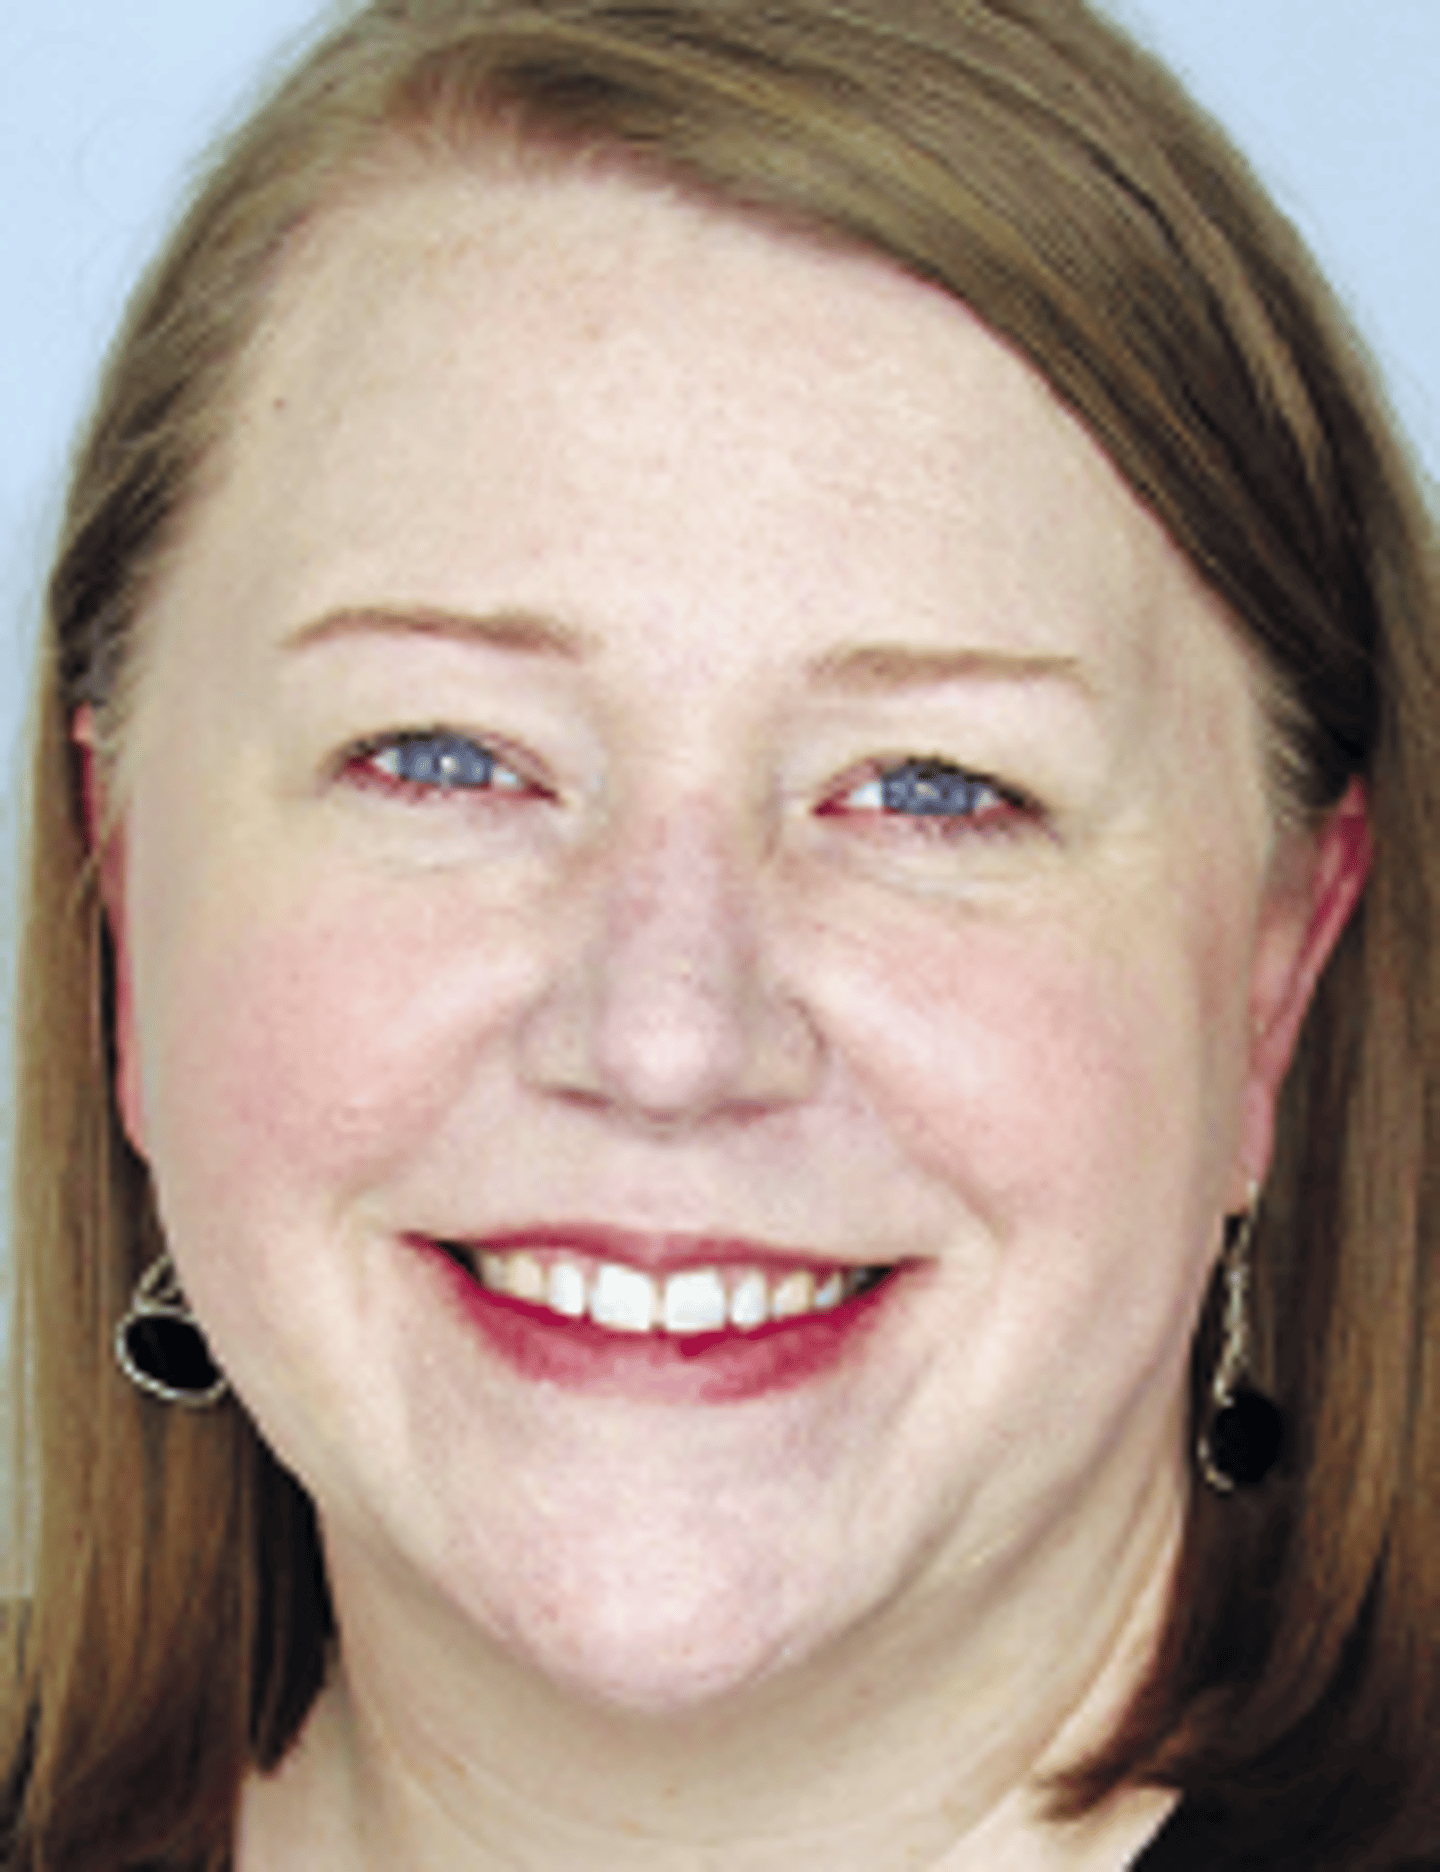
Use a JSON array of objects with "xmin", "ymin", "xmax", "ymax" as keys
[{"xmin": 83, "ymin": 159, "xmax": 1368, "ymax": 1868}]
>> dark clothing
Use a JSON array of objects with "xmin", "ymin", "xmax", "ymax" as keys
[
  {"xmin": 1131, "ymin": 1801, "xmax": 1440, "ymax": 1870},
  {"xmin": 1131, "ymin": 1804, "xmax": 1247, "ymax": 1869}
]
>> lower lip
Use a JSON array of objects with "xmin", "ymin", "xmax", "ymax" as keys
[{"xmin": 419, "ymin": 1240, "xmax": 899, "ymax": 1403}]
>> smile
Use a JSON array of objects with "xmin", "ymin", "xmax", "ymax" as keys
[
  {"xmin": 443, "ymin": 1245, "xmax": 887, "ymax": 1337},
  {"xmin": 420, "ymin": 1232, "xmax": 903, "ymax": 1400}
]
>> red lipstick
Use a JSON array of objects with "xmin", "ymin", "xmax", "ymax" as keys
[{"xmin": 410, "ymin": 1228, "xmax": 899, "ymax": 1404}]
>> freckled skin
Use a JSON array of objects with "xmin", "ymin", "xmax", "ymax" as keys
[{"xmin": 96, "ymin": 165, "xmax": 1365, "ymax": 1863}]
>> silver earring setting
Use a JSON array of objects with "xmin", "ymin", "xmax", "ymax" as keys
[
  {"xmin": 114, "ymin": 1252, "xmax": 229, "ymax": 1407},
  {"xmin": 1197, "ymin": 1202, "xmax": 1283, "ymax": 1492}
]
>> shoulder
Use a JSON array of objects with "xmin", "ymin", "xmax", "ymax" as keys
[
  {"xmin": 1131, "ymin": 1803, "xmax": 1440, "ymax": 1872},
  {"xmin": 1128, "ymin": 1803, "xmax": 1234, "ymax": 1871}
]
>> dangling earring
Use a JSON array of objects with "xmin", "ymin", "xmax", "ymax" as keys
[
  {"xmin": 114, "ymin": 1251, "xmax": 229, "ymax": 1407},
  {"xmin": 1196, "ymin": 1198, "xmax": 1284, "ymax": 1491}
]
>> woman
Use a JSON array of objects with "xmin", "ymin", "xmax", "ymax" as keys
[{"xmin": 3, "ymin": 1, "xmax": 1436, "ymax": 1866}]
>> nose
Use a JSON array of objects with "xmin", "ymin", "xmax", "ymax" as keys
[{"xmin": 517, "ymin": 804, "xmax": 823, "ymax": 1130}]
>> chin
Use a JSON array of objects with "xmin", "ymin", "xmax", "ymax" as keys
[
  {"xmin": 457, "ymin": 1529, "xmax": 837, "ymax": 1720},
  {"xmin": 511, "ymin": 1612, "xmax": 801, "ymax": 1720}
]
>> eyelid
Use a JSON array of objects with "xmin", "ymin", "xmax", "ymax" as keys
[
  {"xmin": 823, "ymin": 755, "xmax": 1035, "ymax": 826},
  {"xmin": 336, "ymin": 732, "xmax": 1038, "ymax": 839},
  {"xmin": 339, "ymin": 725, "xmax": 543, "ymax": 798}
]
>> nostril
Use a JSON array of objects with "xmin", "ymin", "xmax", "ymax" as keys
[
  {"xmin": 592, "ymin": 986, "xmax": 753, "ymax": 1122},
  {"xmin": 516, "ymin": 809, "xmax": 824, "ymax": 1125},
  {"xmin": 517, "ymin": 922, "xmax": 824, "ymax": 1126}
]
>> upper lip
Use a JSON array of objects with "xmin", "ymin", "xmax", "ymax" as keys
[{"xmin": 422, "ymin": 1222, "xmax": 891, "ymax": 1277}]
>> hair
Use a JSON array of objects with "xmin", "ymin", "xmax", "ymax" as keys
[{"xmin": 5, "ymin": 2, "xmax": 1438, "ymax": 1867}]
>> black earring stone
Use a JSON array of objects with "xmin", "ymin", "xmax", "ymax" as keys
[
  {"xmin": 1205, "ymin": 1385, "xmax": 1285, "ymax": 1489},
  {"xmin": 121, "ymin": 1312, "xmax": 224, "ymax": 1399}
]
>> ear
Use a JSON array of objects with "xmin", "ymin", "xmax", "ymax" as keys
[
  {"xmin": 1233, "ymin": 777, "xmax": 1370, "ymax": 1205},
  {"xmin": 73, "ymin": 706, "xmax": 148, "ymax": 1156}
]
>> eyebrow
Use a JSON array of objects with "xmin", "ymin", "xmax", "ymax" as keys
[
  {"xmin": 805, "ymin": 641, "xmax": 1092, "ymax": 697},
  {"xmin": 282, "ymin": 605, "xmax": 597, "ymax": 661},
  {"xmin": 283, "ymin": 604, "xmax": 1090, "ymax": 697}
]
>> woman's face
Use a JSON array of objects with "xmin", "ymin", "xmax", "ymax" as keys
[{"xmin": 100, "ymin": 164, "xmax": 1349, "ymax": 1713}]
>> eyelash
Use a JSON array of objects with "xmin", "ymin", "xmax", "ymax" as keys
[
  {"xmin": 342, "ymin": 730, "xmax": 1031, "ymax": 835},
  {"xmin": 343, "ymin": 728, "xmax": 538, "ymax": 802},
  {"xmin": 824, "ymin": 757, "xmax": 1029, "ymax": 837}
]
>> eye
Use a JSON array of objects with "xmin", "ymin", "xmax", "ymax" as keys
[
  {"xmin": 825, "ymin": 757, "xmax": 1027, "ymax": 834},
  {"xmin": 345, "ymin": 729, "xmax": 533, "ymax": 801}
]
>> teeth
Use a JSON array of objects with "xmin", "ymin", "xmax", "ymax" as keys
[
  {"xmin": 468, "ymin": 1249, "xmax": 884, "ymax": 1338},
  {"xmin": 507, "ymin": 1252, "xmax": 547, "ymax": 1303},
  {"xmin": 547, "ymin": 1261, "xmax": 587, "ymax": 1319},
  {"xmin": 771, "ymin": 1270, "xmax": 815, "ymax": 1320},
  {"xmin": 729, "ymin": 1269, "xmax": 769, "ymax": 1330},
  {"xmin": 663, "ymin": 1268, "xmax": 728, "ymax": 1335},
  {"xmin": 591, "ymin": 1262, "xmax": 656, "ymax": 1334}
]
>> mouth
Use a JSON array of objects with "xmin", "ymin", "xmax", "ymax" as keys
[
  {"xmin": 415, "ymin": 1232, "xmax": 903, "ymax": 1400},
  {"xmin": 440, "ymin": 1240, "xmax": 892, "ymax": 1336}
]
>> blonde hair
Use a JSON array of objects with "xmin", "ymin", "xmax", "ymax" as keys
[{"xmin": 6, "ymin": 3, "xmax": 1439, "ymax": 1866}]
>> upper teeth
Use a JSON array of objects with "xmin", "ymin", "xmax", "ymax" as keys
[{"xmin": 471, "ymin": 1249, "xmax": 872, "ymax": 1336}]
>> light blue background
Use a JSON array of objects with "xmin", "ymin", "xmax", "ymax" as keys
[{"xmin": 2, "ymin": 1, "xmax": 1438, "ymax": 1290}]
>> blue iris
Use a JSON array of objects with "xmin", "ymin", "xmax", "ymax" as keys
[
  {"xmin": 384, "ymin": 733, "xmax": 497, "ymax": 789},
  {"xmin": 879, "ymin": 760, "xmax": 996, "ymax": 817}
]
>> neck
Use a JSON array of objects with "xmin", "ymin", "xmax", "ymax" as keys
[{"xmin": 238, "ymin": 1460, "xmax": 1187, "ymax": 1872}]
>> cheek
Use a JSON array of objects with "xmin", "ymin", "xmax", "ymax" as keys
[
  {"xmin": 132, "ymin": 869, "xmax": 536, "ymax": 1239},
  {"xmin": 800, "ymin": 880, "xmax": 1244, "ymax": 1253},
  {"xmin": 803, "ymin": 886, "xmax": 1256, "ymax": 1462}
]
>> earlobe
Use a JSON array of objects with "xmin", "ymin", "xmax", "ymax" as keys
[
  {"xmin": 1236, "ymin": 777, "xmax": 1371, "ymax": 1199},
  {"xmin": 72, "ymin": 706, "xmax": 148, "ymax": 1156}
]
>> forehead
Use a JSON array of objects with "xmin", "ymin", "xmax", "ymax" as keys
[{"xmin": 154, "ymin": 158, "xmax": 1250, "ymax": 736}]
